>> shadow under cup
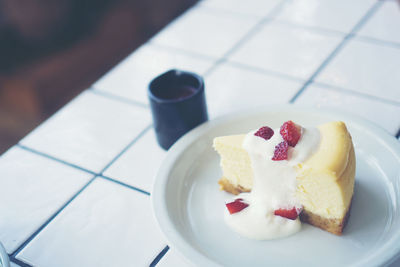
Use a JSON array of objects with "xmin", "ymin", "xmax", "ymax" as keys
[{"xmin": 148, "ymin": 69, "xmax": 208, "ymax": 150}]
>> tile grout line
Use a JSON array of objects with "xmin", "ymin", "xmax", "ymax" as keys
[
  {"xmin": 289, "ymin": 0, "xmax": 384, "ymax": 103},
  {"xmin": 100, "ymin": 175, "xmax": 150, "ymax": 196},
  {"xmin": 355, "ymin": 35, "xmax": 400, "ymax": 50},
  {"xmin": 10, "ymin": 176, "xmax": 98, "ymax": 257},
  {"xmin": 194, "ymin": 4, "xmax": 266, "ymax": 20},
  {"xmin": 270, "ymin": 18, "xmax": 347, "ymax": 36},
  {"xmin": 271, "ymin": 17, "xmax": 400, "ymax": 52},
  {"xmin": 17, "ymin": 143, "xmax": 152, "ymax": 196},
  {"xmin": 312, "ymin": 82, "xmax": 400, "ymax": 106},
  {"xmin": 203, "ymin": 0, "xmax": 291, "ymax": 77},
  {"xmin": 149, "ymin": 42, "xmax": 219, "ymax": 61},
  {"xmin": 277, "ymin": 20, "xmax": 400, "ymax": 50},
  {"xmin": 17, "ymin": 144, "xmax": 97, "ymax": 176},
  {"xmin": 150, "ymin": 245, "xmax": 169, "ymax": 267},
  {"xmin": 9, "ymin": 256, "xmax": 33, "ymax": 267},
  {"xmin": 89, "ymin": 89, "xmax": 150, "ymax": 109},
  {"xmin": 99, "ymin": 124, "xmax": 153, "ymax": 174},
  {"xmin": 226, "ymin": 60, "xmax": 306, "ymax": 83}
]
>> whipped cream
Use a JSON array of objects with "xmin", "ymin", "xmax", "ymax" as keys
[{"xmin": 224, "ymin": 125, "xmax": 320, "ymax": 240}]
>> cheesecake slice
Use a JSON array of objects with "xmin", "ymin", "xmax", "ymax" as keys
[{"xmin": 214, "ymin": 121, "xmax": 355, "ymax": 235}]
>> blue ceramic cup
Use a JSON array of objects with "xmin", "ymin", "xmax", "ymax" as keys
[{"xmin": 148, "ymin": 69, "xmax": 208, "ymax": 150}]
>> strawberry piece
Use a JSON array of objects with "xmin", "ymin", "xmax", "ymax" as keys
[
  {"xmin": 274, "ymin": 207, "xmax": 302, "ymax": 220},
  {"xmin": 254, "ymin": 126, "xmax": 274, "ymax": 140},
  {"xmin": 226, "ymin": 198, "xmax": 249, "ymax": 214},
  {"xmin": 271, "ymin": 141, "xmax": 289, "ymax": 161},
  {"xmin": 280, "ymin": 120, "xmax": 301, "ymax": 147}
]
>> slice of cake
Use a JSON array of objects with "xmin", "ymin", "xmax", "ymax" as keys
[{"xmin": 213, "ymin": 121, "xmax": 355, "ymax": 238}]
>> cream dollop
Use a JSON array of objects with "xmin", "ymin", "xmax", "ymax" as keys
[{"xmin": 224, "ymin": 125, "xmax": 320, "ymax": 240}]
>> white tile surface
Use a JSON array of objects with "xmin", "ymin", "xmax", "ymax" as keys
[
  {"xmin": 229, "ymin": 22, "xmax": 343, "ymax": 80},
  {"xmin": 315, "ymin": 38, "xmax": 400, "ymax": 102},
  {"xmin": 0, "ymin": 147, "xmax": 92, "ymax": 253},
  {"xmin": 357, "ymin": 1, "xmax": 400, "ymax": 44},
  {"xmin": 157, "ymin": 249, "xmax": 194, "ymax": 267},
  {"xmin": 20, "ymin": 91, "xmax": 151, "ymax": 173},
  {"xmin": 10, "ymin": 262, "xmax": 20, "ymax": 267},
  {"xmin": 103, "ymin": 128, "xmax": 166, "ymax": 193},
  {"xmin": 2, "ymin": 2, "xmax": 400, "ymax": 266},
  {"xmin": 17, "ymin": 178, "xmax": 166, "ymax": 267},
  {"xmin": 93, "ymin": 44, "xmax": 215, "ymax": 104},
  {"xmin": 294, "ymin": 83, "xmax": 400, "ymax": 135},
  {"xmin": 275, "ymin": 0, "xmax": 375, "ymax": 33},
  {"xmin": 151, "ymin": 7, "xmax": 259, "ymax": 58},
  {"xmin": 205, "ymin": 63, "xmax": 303, "ymax": 118},
  {"xmin": 200, "ymin": 0, "xmax": 282, "ymax": 18}
]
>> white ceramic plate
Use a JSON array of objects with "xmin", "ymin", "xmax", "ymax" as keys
[{"xmin": 152, "ymin": 105, "xmax": 400, "ymax": 267}]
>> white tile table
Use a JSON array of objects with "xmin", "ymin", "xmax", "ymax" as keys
[{"xmin": 1, "ymin": 0, "xmax": 400, "ymax": 266}]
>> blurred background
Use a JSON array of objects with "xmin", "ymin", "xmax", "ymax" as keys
[{"xmin": 0, "ymin": 0, "xmax": 198, "ymax": 154}]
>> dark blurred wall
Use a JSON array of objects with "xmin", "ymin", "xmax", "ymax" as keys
[
  {"xmin": 0, "ymin": 0, "xmax": 198, "ymax": 153},
  {"xmin": 0, "ymin": 0, "xmax": 119, "ymax": 72}
]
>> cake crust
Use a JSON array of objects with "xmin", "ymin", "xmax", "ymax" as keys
[
  {"xmin": 218, "ymin": 177, "xmax": 250, "ymax": 195},
  {"xmin": 219, "ymin": 177, "xmax": 352, "ymax": 235},
  {"xmin": 300, "ymin": 198, "xmax": 352, "ymax": 235}
]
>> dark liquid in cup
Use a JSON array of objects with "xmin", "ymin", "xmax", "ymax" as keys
[{"xmin": 156, "ymin": 86, "xmax": 197, "ymax": 100}]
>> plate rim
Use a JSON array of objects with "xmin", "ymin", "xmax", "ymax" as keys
[{"xmin": 151, "ymin": 104, "xmax": 400, "ymax": 266}]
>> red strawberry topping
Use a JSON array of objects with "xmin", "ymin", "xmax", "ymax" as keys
[
  {"xmin": 280, "ymin": 121, "xmax": 301, "ymax": 147},
  {"xmin": 274, "ymin": 207, "xmax": 302, "ymax": 220},
  {"xmin": 226, "ymin": 198, "xmax": 249, "ymax": 214},
  {"xmin": 254, "ymin": 126, "xmax": 274, "ymax": 140},
  {"xmin": 271, "ymin": 141, "xmax": 289, "ymax": 161}
]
